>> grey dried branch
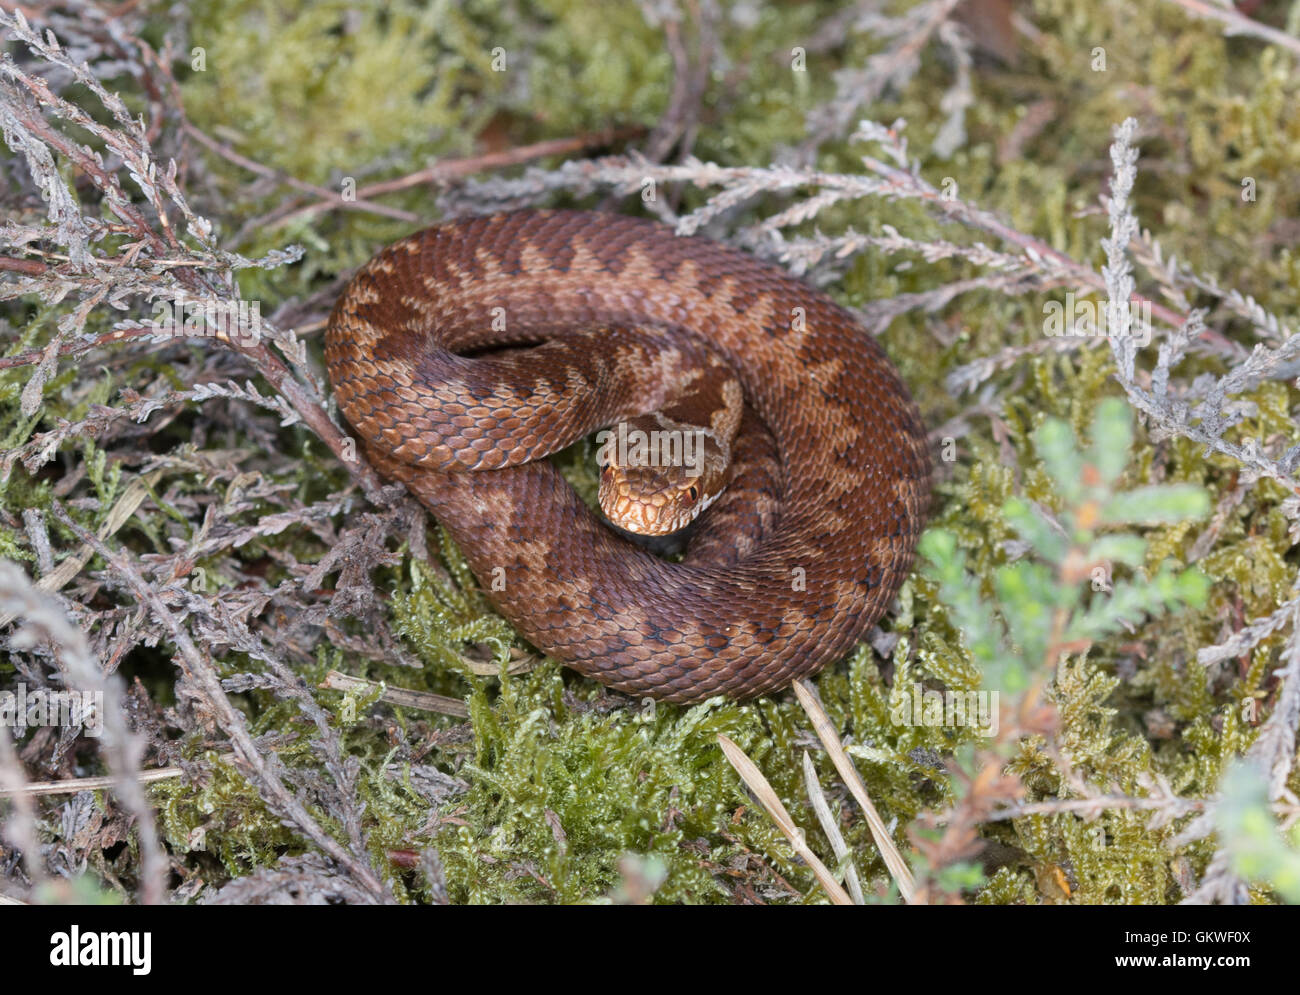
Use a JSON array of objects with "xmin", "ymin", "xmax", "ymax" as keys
[
  {"xmin": 202, "ymin": 853, "xmax": 381, "ymax": 906},
  {"xmin": 0, "ymin": 560, "xmax": 168, "ymax": 903},
  {"xmin": 1084, "ymin": 118, "xmax": 1300, "ymax": 899},
  {"xmin": 0, "ymin": 723, "xmax": 43, "ymax": 896},
  {"xmin": 46, "ymin": 505, "xmax": 393, "ymax": 904},
  {"xmin": 798, "ymin": 0, "xmax": 965, "ymax": 162},
  {"xmin": 1197, "ymin": 587, "xmax": 1300, "ymax": 669},
  {"xmin": 638, "ymin": 0, "xmax": 718, "ymax": 165},
  {"xmin": 1162, "ymin": 0, "xmax": 1300, "ymax": 59}
]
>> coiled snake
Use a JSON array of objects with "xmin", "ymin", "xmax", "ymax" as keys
[{"xmin": 325, "ymin": 210, "xmax": 930, "ymax": 702}]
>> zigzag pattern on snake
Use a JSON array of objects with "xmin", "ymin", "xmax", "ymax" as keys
[{"xmin": 325, "ymin": 209, "xmax": 930, "ymax": 703}]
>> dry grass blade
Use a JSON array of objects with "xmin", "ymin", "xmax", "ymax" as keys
[
  {"xmin": 716, "ymin": 733, "xmax": 853, "ymax": 905},
  {"xmin": 320, "ymin": 670, "xmax": 468, "ymax": 717},
  {"xmin": 460, "ymin": 648, "xmax": 538, "ymax": 677},
  {"xmin": 802, "ymin": 750, "xmax": 865, "ymax": 905},
  {"xmin": 0, "ymin": 765, "xmax": 188, "ymax": 798},
  {"xmin": 793, "ymin": 679, "xmax": 917, "ymax": 903}
]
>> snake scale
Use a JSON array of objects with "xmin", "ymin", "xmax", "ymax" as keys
[{"xmin": 325, "ymin": 210, "xmax": 930, "ymax": 703}]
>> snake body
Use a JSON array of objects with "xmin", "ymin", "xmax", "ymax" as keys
[{"xmin": 325, "ymin": 210, "xmax": 930, "ymax": 703}]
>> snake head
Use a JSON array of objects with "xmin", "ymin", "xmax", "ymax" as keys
[{"xmin": 597, "ymin": 416, "xmax": 729, "ymax": 536}]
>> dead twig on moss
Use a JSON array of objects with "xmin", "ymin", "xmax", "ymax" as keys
[
  {"xmin": 234, "ymin": 126, "xmax": 648, "ymax": 239},
  {"xmin": 792, "ymin": 680, "xmax": 917, "ymax": 902},
  {"xmin": 1162, "ymin": 0, "xmax": 1300, "ymax": 60},
  {"xmin": 717, "ymin": 733, "xmax": 854, "ymax": 905},
  {"xmin": 47, "ymin": 504, "xmax": 393, "ymax": 904},
  {"xmin": 0, "ymin": 561, "xmax": 169, "ymax": 904},
  {"xmin": 320, "ymin": 670, "xmax": 468, "ymax": 718}
]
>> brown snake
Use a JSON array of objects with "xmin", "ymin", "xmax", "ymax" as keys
[{"xmin": 325, "ymin": 210, "xmax": 930, "ymax": 703}]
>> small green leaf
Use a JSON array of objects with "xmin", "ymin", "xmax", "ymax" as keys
[
  {"xmin": 918, "ymin": 528, "xmax": 957, "ymax": 566},
  {"xmin": 1002, "ymin": 496, "xmax": 1068, "ymax": 563},
  {"xmin": 1100, "ymin": 484, "xmax": 1210, "ymax": 525},
  {"xmin": 1217, "ymin": 761, "xmax": 1300, "ymax": 903},
  {"xmin": 995, "ymin": 560, "xmax": 1055, "ymax": 668},
  {"xmin": 1087, "ymin": 534, "xmax": 1147, "ymax": 568},
  {"xmin": 1174, "ymin": 567, "xmax": 1210, "ymax": 608},
  {"xmin": 1033, "ymin": 417, "xmax": 1085, "ymax": 504},
  {"xmin": 1087, "ymin": 397, "xmax": 1134, "ymax": 486}
]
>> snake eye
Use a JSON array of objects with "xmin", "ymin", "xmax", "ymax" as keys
[{"xmin": 688, "ymin": 485, "xmax": 699, "ymax": 502}]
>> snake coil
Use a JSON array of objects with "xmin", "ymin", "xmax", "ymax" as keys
[{"xmin": 325, "ymin": 210, "xmax": 930, "ymax": 702}]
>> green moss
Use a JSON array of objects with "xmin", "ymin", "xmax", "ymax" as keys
[{"xmin": 154, "ymin": 750, "xmax": 303, "ymax": 878}]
